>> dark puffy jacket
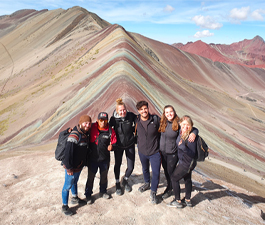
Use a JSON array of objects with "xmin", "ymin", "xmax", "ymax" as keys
[
  {"xmin": 63, "ymin": 126, "xmax": 90, "ymax": 171},
  {"xmin": 109, "ymin": 111, "xmax": 136, "ymax": 149},
  {"xmin": 176, "ymin": 134, "xmax": 198, "ymax": 171}
]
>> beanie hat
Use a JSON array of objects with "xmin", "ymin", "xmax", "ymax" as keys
[
  {"xmin": 79, "ymin": 115, "xmax": 91, "ymax": 125},
  {"xmin": 98, "ymin": 112, "xmax": 108, "ymax": 120}
]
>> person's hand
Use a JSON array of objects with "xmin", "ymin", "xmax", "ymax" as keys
[
  {"xmin": 108, "ymin": 144, "xmax": 113, "ymax": 151},
  {"xmin": 68, "ymin": 128, "xmax": 73, "ymax": 133},
  {"xmin": 188, "ymin": 133, "xmax": 196, "ymax": 142},
  {"xmin": 67, "ymin": 170, "xmax": 73, "ymax": 175}
]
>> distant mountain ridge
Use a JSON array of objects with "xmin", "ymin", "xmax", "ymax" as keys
[{"xmin": 172, "ymin": 36, "xmax": 265, "ymax": 68}]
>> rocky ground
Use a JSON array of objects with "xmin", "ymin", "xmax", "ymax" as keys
[{"xmin": 0, "ymin": 141, "xmax": 265, "ymax": 225}]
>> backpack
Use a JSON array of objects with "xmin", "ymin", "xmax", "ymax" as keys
[
  {"xmin": 55, "ymin": 128, "xmax": 82, "ymax": 161},
  {"xmin": 95, "ymin": 126, "xmax": 112, "ymax": 143},
  {"xmin": 195, "ymin": 136, "xmax": 209, "ymax": 161}
]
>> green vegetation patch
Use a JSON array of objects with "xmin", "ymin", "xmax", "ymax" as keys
[
  {"xmin": 0, "ymin": 103, "xmax": 19, "ymax": 116},
  {"xmin": 0, "ymin": 118, "xmax": 9, "ymax": 135}
]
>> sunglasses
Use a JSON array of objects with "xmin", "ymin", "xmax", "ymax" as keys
[{"xmin": 99, "ymin": 119, "xmax": 108, "ymax": 123}]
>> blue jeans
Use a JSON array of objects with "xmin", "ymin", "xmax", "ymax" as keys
[
  {"xmin": 138, "ymin": 151, "xmax": 161, "ymax": 192},
  {"xmin": 62, "ymin": 170, "xmax": 82, "ymax": 205}
]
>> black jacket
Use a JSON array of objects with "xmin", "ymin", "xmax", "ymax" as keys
[
  {"xmin": 160, "ymin": 122, "xmax": 199, "ymax": 155},
  {"xmin": 109, "ymin": 111, "xmax": 136, "ymax": 149},
  {"xmin": 63, "ymin": 126, "xmax": 90, "ymax": 171},
  {"xmin": 136, "ymin": 114, "xmax": 161, "ymax": 156},
  {"xmin": 89, "ymin": 123, "xmax": 116, "ymax": 162}
]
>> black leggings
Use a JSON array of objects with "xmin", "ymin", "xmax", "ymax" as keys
[
  {"xmin": 114, "ymin": 145, "xmax": 135, "ymax": 180},
  {"xmin": 171, "ymin": 164, "xmax": 193, "ymax": 200},
  {"xmin": 161, "ymin": 152, "xmax": 178, "ymax": 190}
]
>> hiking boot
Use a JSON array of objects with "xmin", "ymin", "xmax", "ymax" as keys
[
  {"xmin": 167, "ymin": 200, "xmax": 183, "ymax": 208},
  {"xmin": 122, "ymin": 178, "xmax": 132, "ymax": 192},
  {"xmin": 62, "ymin": 205, "xmax": 74, "ymax": 216},
  {"xmin": 150, "ymin": 191, "xmax": 158, "ymax": 204},
  {"xmin": 161, "ymin": 189, "xmax": 172, "ymax": 200},
  {"xmin": 185, "ymin": 199, "xmax": 193, "ymax": 207},
  {"xmin": 71, "ymin": 196, "xmax": 86, "ymax": 205},
  {"xmin": 116, "ymin": 182, "xmax": 122, "ymax": 196},
  {"xmin": 86, "ymin": 196, "xmax": 94, "ymax": 205},
  {"xmin": 138, "ymin": 183, "xmax": 150, "ymax": 193},
  {"xmin": 100, "ymin": 192, "xmax": 110, "ymax": 199}
]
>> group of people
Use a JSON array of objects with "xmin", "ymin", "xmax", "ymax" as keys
[{"xmin": 61, "ymin": 99, "xmax": 199, "ymax": 216}]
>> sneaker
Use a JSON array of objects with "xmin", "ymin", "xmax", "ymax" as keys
[
  {"xmin": 62, "ymin": 205, "xmax": 74, "ymax": 216},
  {"xmin": 86, "ymin": 196, "xmax": 93, "ymax": 205},
  {"xmin": 122, "ymin": 178, "xmax": 132, "ymax": 192},
  {"xmin": 100, "ymin": 192, "xmax": 110, "ymax": 199},
  {"xmin": 161, "ymin": 189, "xmax": 172, "ymax": 200},
  {"xmin": 138, "ymin": 183, "xmax": 150, "ymax": 193},
  {"xmin": 116, "ymin": 183, "xmax": 122, "ymax": 196},
  {"xmin": 185, "ymin": 199, "xmax": 193, "ymax": 207},
  {"xmin": 71, "ymin": 196, "xmax": 87, "ymax": 205},
  {"xmin": 150, "ymin": 191, "xmax": 158, "ymax": 204},
  {"xmin": 167, "ymin": 200, "xmax": 183, "ymax": 208}
]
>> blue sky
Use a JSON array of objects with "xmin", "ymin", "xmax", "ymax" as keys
[{"xmin": 0, "ymin": 0, "xmax": 265, "ymax": 45}]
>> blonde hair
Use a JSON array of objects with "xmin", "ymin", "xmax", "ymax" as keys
[
  {"xmin": 116, "ymin": 98, "xmax": 126, "ymax": 111},
  {"xmin": 180, "ymin": 115, "xmax": 193, "ymax": 141}
]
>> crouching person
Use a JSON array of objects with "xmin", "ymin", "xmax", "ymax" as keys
[
  {"xmin": 85, "ymin": 112, "xmax": 117, "ymax": 204},
  {"xmin": 62, "ymin": 115, "xmax": 92, "ymax": 216}
]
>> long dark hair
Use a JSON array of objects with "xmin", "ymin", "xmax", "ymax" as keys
[{"xmin": 158, "ymin": 105, "xmax": 179, "ymax": 132}]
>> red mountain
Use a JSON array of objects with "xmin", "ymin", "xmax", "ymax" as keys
[{"xmin": 173, "ymin": 36, "xmax": 265, "ymax": 68}]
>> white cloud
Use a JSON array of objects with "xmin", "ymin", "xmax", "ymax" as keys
[
  {"xmin": 251, "ymin": 9, "xmax": 265, "ymax": 21},
  {"xmin": 229, "ymin": 6, "xmax": 250, "ymax": 20},
  {"xmin": 163, "ymin": 5, "xmax": 175, "ymax": 13},
  {"xmin": 194, "ymin": 30, "xmax": 214, "ymax": 38},
  {"xmin": 192, "ymin": 15, "xmax": 223, "ymax": 30},
  {"xmin": 200, "ymin": 1, "xmax": 208, "ymax": 12}
]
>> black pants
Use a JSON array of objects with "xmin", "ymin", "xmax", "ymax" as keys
[
  {"xmin": 161, "ymin": 151, "xmax": 178, "ymax": 190},
  {"xmin": 171, "ymin": 164, "xmax": 193, "ymax": 200},
  {"xmin": 114, "ymin": 145, "xmax": 135, "ymax": 180},
  {"xmin": 85, "ymin": 160, "xmax": 110, "ymax": 196}
]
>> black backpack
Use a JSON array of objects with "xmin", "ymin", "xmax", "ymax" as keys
[
  {"xmin": 55, "ymin": 128, "xmax": 82, "ymax": 161},
  {"xmin": 195, "ymin": 136, "xmax": 209, "ymax": 161}
]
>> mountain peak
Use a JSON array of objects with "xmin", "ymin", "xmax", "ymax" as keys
[
  {"xmin": 173, "ymin": 36, "xmax": 265, "ymax": 68},
  {"xmin": 253, "ymin": 35, "xmax": 264, "ymax": 42}
]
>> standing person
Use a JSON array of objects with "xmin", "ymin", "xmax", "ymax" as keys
[
  {"xmin": 62, "ymin": 115, "xmax": 92, "ymax": 216},
  {"xmin": 135, "ymin": 100, "xmax": 161, "ymax": 204},
  {"xmin": 85, "ymin": 112, "xmax": 117, "ymax": 204},
  {"xmin": 159, "ymin": 106, "xmax": 198, "ymax": 200},
  {"xmin": 169, "ymin": 115, "xmax": 198, "ymax": 208},
  {"xmin": 109, "ymin": 98, "xmax": 137, "ymax": 195}
]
